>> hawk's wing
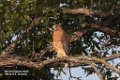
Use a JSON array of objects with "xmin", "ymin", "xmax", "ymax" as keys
[{"xmin": 62, "ymin": 31, "xmax": 70, "ymax": 53}]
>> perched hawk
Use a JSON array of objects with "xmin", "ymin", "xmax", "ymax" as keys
[{"xmin": 52, "ymin": 24, "xmax": 70, "ymax": 58}]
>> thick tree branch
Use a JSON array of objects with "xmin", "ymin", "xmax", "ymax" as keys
[
  {"xmin": 61, "ymin": 8, "xmax": 114, "ymax": 16},
  {"xmin": 0, "ymin": 53, "xmax": 120, "ymax": 75}
]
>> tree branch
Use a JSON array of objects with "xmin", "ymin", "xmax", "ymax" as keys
[
  {"xmin": 104, "ymin": 53, "xmax": 120, "ymax": 60},
  {"xmin": 91, "ymin": 63, "xmax": 104, "ymax": 80},
  {"xmin": 61, "ymin": 8, "xmax": 114, "ymax": 16},
  {"xmin": 0, "ymin": 53, "xmax": 120, "ymax": 75},
  {"xmin": 91, "ymin": 24, "xmax": 120, "ymax": 37}
]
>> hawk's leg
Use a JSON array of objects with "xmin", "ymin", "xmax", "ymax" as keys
[{"xmin": 57, "ymin": 49, "xmax": 67, "ymax": 58}]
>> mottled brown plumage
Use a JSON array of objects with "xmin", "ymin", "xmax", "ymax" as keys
[{"xmin": 52, "ymin": 24, "xmax": 70, "ymax": 58}]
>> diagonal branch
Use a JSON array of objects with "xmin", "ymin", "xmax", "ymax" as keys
[
  {"xmin": 104, "ymin": 53, "xmax": 120, "ymax": 60},
  {"xmin": 98, "ymin": 59, "xmax": 120, "ymax": 74},
  {"xmin": 91, "ymin": 63, "xmax": 104, "ymax": 80}
]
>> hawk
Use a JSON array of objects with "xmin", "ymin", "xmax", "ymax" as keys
[{"xmin": 52, "ymin": 24, "xmax": 70, "ymax": 58}]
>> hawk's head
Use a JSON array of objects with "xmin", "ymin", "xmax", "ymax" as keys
[{"xmin": 53, "ymin": 24, "xmax": 63, "ymax": 30}]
